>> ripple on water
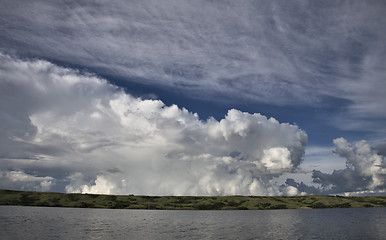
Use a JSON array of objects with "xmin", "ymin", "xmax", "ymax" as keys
[{"xmin": 0, "ymin": 206, "xmax": 385, "ymax": 240}]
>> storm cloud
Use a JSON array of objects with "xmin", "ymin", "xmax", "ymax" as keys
[
  {"xmin": 0, "ymin": 53, "xmax": 307, "ymax": 195},
  {"xmin": 285, "ymin": 138, "xmax": 386, "ymax": 195},
  {"xmin": 313, "ymin": 138, "xmax": 386, "ymax": 194}
]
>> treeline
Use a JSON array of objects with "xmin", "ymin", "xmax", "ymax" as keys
[{"xmin": 1, "ymin": 189, "xmax": 386, "ymax": 210}]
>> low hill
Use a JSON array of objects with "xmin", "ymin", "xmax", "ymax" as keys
[{"xmin": 1, "ymin": 189, "xmax": 385, "ymax": 210}]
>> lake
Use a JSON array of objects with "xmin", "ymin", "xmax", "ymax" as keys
[{"xmin": 1, "ymin": 206, "xmax": 385, "ymax": 239}]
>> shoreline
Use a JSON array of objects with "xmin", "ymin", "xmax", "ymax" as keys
[{"xmin": 1, "ymin": 189, "xmax": 386, "ymax": 210}]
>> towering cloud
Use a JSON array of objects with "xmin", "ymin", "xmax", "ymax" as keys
[
  {"xmin": 0, "ymin": 53, "xmax": 307, "ymax": 195},
  {"xmin": 311, "ymin": 138, "xmax": 386, "ymax": 194},
  {"xmin": 285, "ymin": 138, "xmax": 386, "ymax": 195}
]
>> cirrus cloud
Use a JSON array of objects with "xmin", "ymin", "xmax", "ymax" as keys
[{"xmin": 1, "ymin": 0, "xmax": 386, "ymax": 135}]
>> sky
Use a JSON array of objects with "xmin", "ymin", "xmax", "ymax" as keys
[{"xmin": 0, "ymin": 0, "xmax": 385, "ymax": 196}]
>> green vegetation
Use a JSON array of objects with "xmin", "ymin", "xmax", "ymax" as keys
[{"xmin": 1, "ymin": 189, "xmax": 385, "ymax": 210}]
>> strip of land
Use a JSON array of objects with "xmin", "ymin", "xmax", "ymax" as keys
[{"xmin": 1, "ymin": 189, "xmax": 385, "ymax": 210}]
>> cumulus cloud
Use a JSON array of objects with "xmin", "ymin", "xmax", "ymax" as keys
[
  {"xmin": 0, "ymin": 171, "xmax": 54, "ymax": 191},
  {"xmin": 0, "ymin": 53, "xmax": 308, "ymax": 195},
  {"xmin": 285, "ymin": 138, "xmax": 386, "ymax": 195},
  {"xmin": 1, "ymin": 0, "xmax": 386, "ymax": 134}
]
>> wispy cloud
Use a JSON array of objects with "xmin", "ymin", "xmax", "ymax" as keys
[{"xmin": 1, "ymin": 1, "xmax": 385, "ymax": 133}]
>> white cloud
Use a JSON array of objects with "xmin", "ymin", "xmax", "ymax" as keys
[
  {"xmin": 284, "ymin": 186, "xmax": 300, "ymax": 196},
  {"xmin": 79, "ymin": 175, "xmax": 117, "ymax": 195},
  {"xmin": 309, "ymin": 138, "xmax": 386, "ymax": 194},
  {"xmin": 0, "ymin": 170, "xmax": 55, "ymax": 191},
  {"xmin": 333, "ymin": 138, "xmax": 385, "ymax": 190},
  {"xmin": 260, "ymin": 148, "xmax": 292, "ymax": 174},
  {"xmin": 283, "ymin": 138, "xmax": 386, "ymax": 195},
  {"xmin": 343, "ymin": 189, "xmax": 386, "ymax": 196},
  {"xmin": 0, "ymin": 53, "xmax": 308, "ymax": 195}
]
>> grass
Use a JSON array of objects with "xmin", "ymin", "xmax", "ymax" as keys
[{"xmin": 1, "ymin": 189, "xmax": 385, "ymax": 210}]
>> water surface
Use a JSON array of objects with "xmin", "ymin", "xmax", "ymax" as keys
[{"xmin": 1, "ymin": 206, "xmax": 385, "ymax": 239}]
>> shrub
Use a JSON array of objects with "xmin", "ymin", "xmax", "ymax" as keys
[
  {"xmin": 309, "ymin": 202, "xmax": 327, "ymax": 209},
  {"xmin": 269, "ymin": 204, "xmax": 288, "ymax": 209},
  {"xmin": 332, "ymin": 202, "xmax": 351, "ymax": 208}
]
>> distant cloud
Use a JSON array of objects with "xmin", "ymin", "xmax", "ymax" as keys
[
  {"xmin": 286, "ymin": 138, "xmax": 386, "ymax": 195},
  {"xmin": 1, "ymin": 0, "xmax": 386, "ymax": 133},
  {"xmin": 0, "ymin": 53, "xmax": 307, "ymax": 195},
  {"xmin": 0, "ymin": 171, "xmax": 54, "ymax": 191}
]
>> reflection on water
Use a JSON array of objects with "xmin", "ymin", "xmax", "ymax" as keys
[{"xmin": 1, "ymin": 206, "xmax": 385, "ymax": 239}]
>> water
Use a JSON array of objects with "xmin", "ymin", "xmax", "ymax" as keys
[{"xmin": 1, "ymin": 206, "xmax": 385, "ymax": 240}]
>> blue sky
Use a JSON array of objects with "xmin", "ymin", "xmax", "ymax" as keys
[{"xmin": 1, "ymin": 0, "xmax": 385, "ymax": 195}]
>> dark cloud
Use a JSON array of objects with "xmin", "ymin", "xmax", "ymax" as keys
[
  {"xmin": 375, "ymin": 144, "xmax": 386, "ymax": 157},
  {"xmin": 285, "ymin": 138, "xmax": 386, "ymax": 195},
  {"xmin": 284, "ymin": 178, "xmax": 321, "ymax": 195},
  {"xmin": 312, "ymin": 169, "xmax": 371, "ymax": 194}
]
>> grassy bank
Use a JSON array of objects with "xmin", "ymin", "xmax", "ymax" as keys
[{"xmin": 1, "ymin": 189, "xmax": 385, "ymax": 210}]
